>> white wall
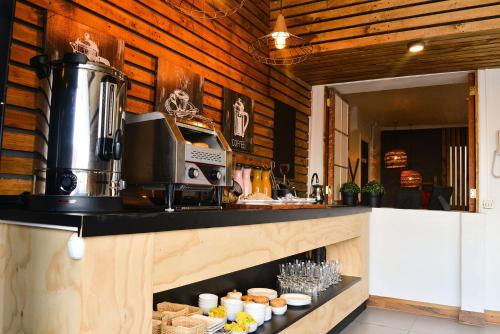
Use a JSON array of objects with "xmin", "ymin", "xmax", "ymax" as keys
[
  {"xmin": 370, "ymin": 208, "xmax": 462, "ymax": 307},
  {"xmin": 477, "ymin": 69, "xmax": 500, "ymax": 311},
  {"xmin": 370, "ymin": 208, "xmax": 487, "ymax": 311},
  {"xmin": 307, "ymin": 86, "xmax": 325, "ymax": 194}
]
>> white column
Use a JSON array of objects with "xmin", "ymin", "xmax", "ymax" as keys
[{"xmin": 307, "ymin": 85, "xmax": 325, "ymax": 194}]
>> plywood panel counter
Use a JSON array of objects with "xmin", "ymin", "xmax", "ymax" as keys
[{"xmin": 0, "ymin": 207, "xmax": 370, "ymax": 333}]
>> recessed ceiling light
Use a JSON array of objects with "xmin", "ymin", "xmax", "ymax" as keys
[{"xmin": 408, "ymin": 41, "xmax": 425, "ymax": 53}]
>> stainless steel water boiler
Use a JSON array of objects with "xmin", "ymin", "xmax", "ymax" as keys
[{"xmin": 28, "ymin": 53, "xmax": 128, "ymax": 212}]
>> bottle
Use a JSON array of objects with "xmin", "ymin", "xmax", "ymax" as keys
[
  {"xmin": 233, "ymin": 164, "xmax": 244, "ymax": 194},
  {"xmin": 261, "ymin": 167, "xmax": 272, "ymax": 197},
  {"xmin": 242, "ymin": 165, "xmax": 252, "ymax": 197},
  {"xmin": 252, "ymin": 167, "xmax": 263, "ymax": 194}
]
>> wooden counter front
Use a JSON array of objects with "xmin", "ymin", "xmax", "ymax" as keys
[{"xmin": 0, "ymin": 211, "xmax": 369, "ymax": 333}]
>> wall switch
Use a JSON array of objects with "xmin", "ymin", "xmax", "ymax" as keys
[{"xmin": 483, "ymin": 199, "xmax": 495, "ymax": 209}]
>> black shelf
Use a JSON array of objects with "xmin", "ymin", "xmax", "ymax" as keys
[{"xmin": 253, "ymin": 276, "xmax": 361, "ymax": 334}]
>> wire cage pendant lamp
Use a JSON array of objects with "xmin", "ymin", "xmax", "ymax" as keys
[
  {"xmin": 164, "ymin": 0, "xmax": 246, "ymax": 19},
  {"xmin": 400, "ymin": 170, "xmax": 423, "ymax": 188},
  {"xmin": 384, "ymin": 122, "xmax": 408, "ymax": 169},
  {"xmin": 384, "ymin": 149, "xmax": 408, "ymax": 169},
  {"xmin": 249, "ymin": 0, "xmax": 312, "ymax": 65}
]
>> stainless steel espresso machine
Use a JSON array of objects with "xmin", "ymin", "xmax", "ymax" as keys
[
  {"xmin": 28, "ymin": 53, "xmax": 128, "ymax": 212},
  {"xmin": 122, "ymin": 112, "xmax": 232, "ymax": 211}
]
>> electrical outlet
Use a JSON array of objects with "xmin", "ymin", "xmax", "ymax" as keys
[
  {"xmin": 470, "ymin": 188, "xmax": 477, "ymax": 199},
  {"xmin": 483, "ymin": 199, "xmax": 495, "ymax": 209}
]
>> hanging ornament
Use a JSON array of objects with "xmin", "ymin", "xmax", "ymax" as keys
[
  {"xmin": 400, "ymin": 170, "xmax": 423, "ymax": 188},
  {"xmin": 249, "ymin": 1, "xmax": 312, "ymax": 65},
  {"xmin": 384, "ymin": 149, "xmax": 408, "ymax": 169},
  {"xmin": 164, "ymin": 0, "xmax": 246, "ymax": 19}
]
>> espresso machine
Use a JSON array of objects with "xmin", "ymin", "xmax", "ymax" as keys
[
  {"xmin": 122, "ymin": 112, "xmax": 232, "ymax": 211},
  {"xmin": 27, "ymin": 53, "xmax": 128, "ymax": 212}
]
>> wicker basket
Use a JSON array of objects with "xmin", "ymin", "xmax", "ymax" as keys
[
  {"xmin": 153, "ymin": 311, "xmax": 163, "ymax": 320},
  {"xmin": 152, "ymin": 319, "xmax": 162, "ymax": 334},
  {"xmin": 157, "ymin": 302, "xmax": 189, "ymax": 325},
  {"xmin": 161, "ymin": 316, "xmax": 207, "ymax": 334},
  {"xmin": 186, "ymin": 305, "xmax": 202, "ymax": 316}
]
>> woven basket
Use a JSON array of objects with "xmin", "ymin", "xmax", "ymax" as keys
[
  {"xmin": 161, "ymin": 316, "xmax": 207, "ymax": 334},
  {"xmin": 152, "ymin": 319, "xmax": 162, "ymax": 334},
  {"xmin": 153, "ymin": 311, "xmax": 163, "ymax": 320},
  {"xmin": 186, "ymin": 306, "xmax": 202, "ymax": 316},
  {"xmin": 157, "ymin": 302, "xmax": 189, "ymax": 325}
]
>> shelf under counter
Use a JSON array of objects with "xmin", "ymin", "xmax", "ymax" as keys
[{"xmin": 256, "ymin": 276, "xmax": 361, "ymax": 334}]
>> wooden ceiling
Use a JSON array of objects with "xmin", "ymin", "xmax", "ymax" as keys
[{"xmin": 270, "ymin": 0, "xmax": 500, "ymax": 85}]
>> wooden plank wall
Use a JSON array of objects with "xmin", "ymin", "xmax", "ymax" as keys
[
  {"xmin": 1, "ymin": 0, "xmax": 312, "ymax": 195},
  {"xmin": 270, "ymin": 0, "xmax": 500, "ymax": 85}
]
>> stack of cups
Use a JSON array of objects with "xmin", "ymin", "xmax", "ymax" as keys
[
  {"xmin": 198, "ymin": 293, "xmax": 218, "ymax": 315},
  {"xmin": 221, "ymin": 298, "xmax": 244, "ymax": 321},
  {"xmin": 244, "ymin": 303, "xmax": 266, "ymax": 326}
]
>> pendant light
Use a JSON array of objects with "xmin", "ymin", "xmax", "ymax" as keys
[
  {"xmin": 400, "ymin": 170, "xmax": 423, "ymax": 188},
  {"xmin": 164, "ymin": 0, "xmax": 246, "ymax": 19},
  {"xmin": 384, "ymin": 123, "xmax": 407, "ymax": 169},
  {"xmin": 249, "ymin": 0, "xmax": 312, "ymax": 65},
  {"xmin": 384, "ymin": 149, "xmax": 408, "ymax": 169},
  {"xmin": 400, "ymin": 125, "xmax": 422, "ymax": 188}
]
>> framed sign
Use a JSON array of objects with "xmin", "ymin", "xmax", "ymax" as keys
[
  {"xmin": 223, "ymin": 88, "xmax": 254, "ymax": 153},
  {"xmin": 156, "ymin": 59, "xmax": 204, "ymax": 118},
  {"xmin": 46, "ymin": 13, "xmax": 124, "ymax": 70}
]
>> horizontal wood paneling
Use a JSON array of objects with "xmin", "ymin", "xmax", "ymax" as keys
[
  {"xmin": 270, "ymin": 0, "xmax": 500, "ymax": 85},
  {"xmin": 1, "ymin": 0, "xmax": 311, "ymax": 195}
]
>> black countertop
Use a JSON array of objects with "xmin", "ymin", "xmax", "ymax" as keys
[{"xmin": 0, "ymin": 206, "xmax": 371, "ymax": 237}]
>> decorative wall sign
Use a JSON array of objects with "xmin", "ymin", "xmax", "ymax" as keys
[
  {"xmin": 156, "ymin": 59, "xmax": 204, "ymax": 119},
  {"xmin": 46, "ymin": 14, "xmax": 124, "ymax": 70},
  {"xmin": 223, "ymin": 88, "xmax": 254, "ymax": 153}
]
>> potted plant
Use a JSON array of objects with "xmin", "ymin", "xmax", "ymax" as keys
[
  {"xmin": 340, "ymin": 182, "xmax": 360, "ymax": 206},
  {"xmin": 362, "ymin": 180, "xmax": 385, "ymax": 207}
]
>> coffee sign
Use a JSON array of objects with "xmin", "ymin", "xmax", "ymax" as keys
[{"xmin": 223, "ymin": 88, "xmax": 254, "ymax": 153}]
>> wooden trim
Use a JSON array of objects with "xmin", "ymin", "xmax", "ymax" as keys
[
  {"xmin": 468, "ymin": 72, "xmax": 478, "ymax": 212},
  {"xmin": 459, "ymin": 310, "xmax": 486, "ymax": 327},
  {"xmin": 326, "ymin": 87, "xmax": 336, "ymax": 205},
  {"xmin": 486, "ymin": 310, "xmax": 500, "ymax": 325},
  {"xmin": 368, "ymin": 295, "xmax": 460, "ymax": 320}
]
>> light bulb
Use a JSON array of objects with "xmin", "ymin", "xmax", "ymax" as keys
[
  {"xmin": 271, "ymin": 31, "xmax": 289, "ymax": 50},
  {"xmin": 408, "ymin": 41, "xmax": 424, "ymax": 53}
]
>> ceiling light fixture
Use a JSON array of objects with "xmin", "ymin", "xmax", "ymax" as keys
[
  {"xmin": 408, "ymin": 41, "xmax": 425, "ymax": 53},
  {"xmin": 249, "ymin": 0, "xmax": 312, "ymax": 65}
]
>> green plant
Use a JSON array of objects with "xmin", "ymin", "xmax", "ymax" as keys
[
  {"xmin": 362, "ymin": 180, "xmax": 385, "ymax": 195},
  {"xmin": 340, "ymin": 181, "xmax": 360, "ymax": 194}
]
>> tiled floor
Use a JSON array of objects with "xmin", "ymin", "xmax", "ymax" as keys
[{"xmin": 341, "ymin": 308, "xmax": 500, "ymax": 334}]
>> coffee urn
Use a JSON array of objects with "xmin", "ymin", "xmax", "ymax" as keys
[{"xmin": 28, "ymin": 53, "xmax": 128, "ymax": 212}]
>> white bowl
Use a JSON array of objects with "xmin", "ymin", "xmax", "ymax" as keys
[
  {"xmin": 244, "ymin": 303, "xmax": 265, "ymax": 326},
  {"xmin": 265, "ymin": 306, "xmax": 272, "ymax": 321},
  {"xmin": 248, "ymin": 323, "xmax": 258, "ymax": 333},
  {"xmin": 198, "ymin": 300, "xmax": 218, "ymax": 315},
  {"xmin": 231, "ymin": 331, "xmax": 248, "ymax": 334},
  {"xmin": 199, "ymin": 293, "xmax": 218, "ymax": 301},
  {"xmin": 247, "ymin": 288, "xmax": 278, "ymax": 300},
  {"xmin": 271, "ymin": 305, "xmax": 287, "ymax": 315},
  {"xmin": 227, "ymin": 291, "xmax": 242, "ymax": 300}
]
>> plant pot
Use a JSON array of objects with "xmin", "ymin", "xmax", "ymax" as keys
[
  {"xmin": 341, "ymin": 192, "xmax": 358, "ymax": 206},
  {"xmin": 363, "ymin": 193, "xmax": 383, "ymax": 207}
]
